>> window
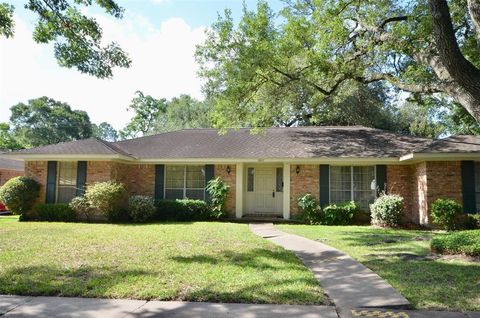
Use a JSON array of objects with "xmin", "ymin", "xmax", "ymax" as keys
[
  {"xmin": 165, "ymin": 165, "xmax": 205, "ymax": 200},
  {"xmin": 330, "ymin": 166, "xmax": 376, "ymax": 211},
  {"xmin": 57, "ymin": 161, "xmax": 77, "ymax": 203},
  {"xmin": 276, "ymin": 168, "xmax": 283, "ymax": 192},
  {"xmin": 247, "ymin": 168, "xmax": 254, "ymax": 192}
]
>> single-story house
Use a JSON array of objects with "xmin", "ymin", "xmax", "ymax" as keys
[
  {"xmin": 3, "ymin": 126, "xmax": 480, "ymax": 224},
  {"xmin": 0, "ymin": 155, "xmax": 24, "ymax": 186}
]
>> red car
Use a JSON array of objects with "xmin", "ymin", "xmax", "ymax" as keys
[{"xmin": 0, "ymin": 202, "xmax": 7, "ymax": 212}]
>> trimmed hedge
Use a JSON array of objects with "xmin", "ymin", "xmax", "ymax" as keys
[
  {"xmin": 322, "ymin": 201, "xmax": 357, "ymax": 225},
  {"xmin": 34, "ymin": 203, "xmax": 77, "ymax": 222},
  {"xmin": 297, "ymin": 194, "xmax": 321, "ymax": 225},
  {"xmin": 431, "ymin": 230, "xmax": 480, "ymax": 256},
  {"xmin": 370, "ymin": 194, "xmax": 404, "ymax": 227},
  {"xmin": 430, "ymin": 198, "xmax": 463, "ymax": 231},
  {"xmin": 128, "ymin": 195, "xmax": 156, "ymax": 222},
  {"xmin": 0, "ymin": 176, "xmax": 40, "ymax": 217},
  {"xmin": 155, "ymin": 199, "xmax": 221, "ymax": 221}
]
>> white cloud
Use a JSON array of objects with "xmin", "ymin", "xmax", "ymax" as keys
[{"xmin": 0, "ymin": 13, "xmax": 206, "ymax": 130}]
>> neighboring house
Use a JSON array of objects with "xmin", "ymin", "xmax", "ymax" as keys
[
  {"xmin": 0, "ymin": 155, "xmax": 24, "ymax": 186},
  {"xmin": 4, "ymin": 126, "xmax": 480, "ymax": 224}
]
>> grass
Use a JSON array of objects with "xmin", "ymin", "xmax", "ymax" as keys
[
  {"xmin": 277, "ymin": 224, "xmax": 480, "ymax": 311},
  {"xmin": 431, "ymin": 229, "xmax": 480, "ymax": 256},
  {"xmin": 0, "ymin": 216, "xmax": 327, "ymax": 304}
]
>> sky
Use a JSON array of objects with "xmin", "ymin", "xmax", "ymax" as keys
[{"xmin": 0, "ymin": 0, "xmax": 284, "ymax": 130}]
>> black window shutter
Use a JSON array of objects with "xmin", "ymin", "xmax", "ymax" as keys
[
  {"xmin": 155, "ymin": 164, "xmax": 165, "ymax": 201},
  {"xmin": 461, "ymin": 160, "xmax": 476, "ymax": 213},
  {"xmin": 319, "ymin": 165, "xmax": 329, "ymax": 208},
  {"xmin": 46, "ymin": 161, "xmax": 57, "ymax": 203},
  {"xmin": 204, "ymin": 164, "xmax": 215, "ymax": 202},
  {"xmin": 76, "ymin": 161, "xmax": 87, "ymax": 197},
  {"xmin": 376, "ymin": 165, "xmax": 387, "ymax": 196}
]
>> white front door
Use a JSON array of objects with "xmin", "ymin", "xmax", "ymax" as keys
[
  {"xmin": 254, "ymin": 168, "xmax": 276, "ymax": 213},
  {"xmin": 245, "ymin": 166, "xmax": 283, "ymax": 215}
]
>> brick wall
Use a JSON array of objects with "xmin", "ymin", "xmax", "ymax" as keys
[
  {"xmin": 25, "ymin": 161, "xmax": 47, "ymax": 204},
  {"xmin": 386, "ymin": 165, "xmax": 415, "ymax": 222},
  {"xmin": 0, "ymin": 169, "xmax": 24, "ymax": 186},
  {"xmin": 86, "ymin": 161, "xmax": 115, "ymax": 185},
  {"xmin": 290, "ymin": 164, "xmax": 319, "ymax": 217},
  {"xmin": 214, "ymin": 164, "xmax": 236, "ymax": 217},
  {"xmin": 387, "ymin": 161, "xmax": 463, "ymax": 225},
  {"xmin": 115, "ymin": 163, "xmax": 155, "ymax": 197}
]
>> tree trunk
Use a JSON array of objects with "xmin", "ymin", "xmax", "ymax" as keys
[
  {"xmin": 429, "ymin": 0, "xmax": 480, "ymax": 121},
  {"xmin": 468, "ymin": 0, "xmax": 480, "ymax": 37}
]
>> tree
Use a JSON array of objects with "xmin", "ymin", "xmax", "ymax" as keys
[
  {"xmin": 10, "ymin": 97, "xmax": 92, "ymax": 147},
  {"xmin": 92, "ymin": 122, "xmax": 118, "ymax": 141},
  {"xmin": 0, "ymin": 0, "xmax": 131, "ymax": 78},
  {"xmin": 0, "ymin": 123, "xmax": 22, "ymax": 151},
  {"xmin": 155, "ymin": 95, "xmax": 212, "ymax": 132},
  {"xmin": 196, "ymin": 0, "xmax": 480, "ymax": 128},
  {"xmin": 120, "ymin": 92, "xmax": 213, "ymax": 139},
  {"xmin": 119, "ymin": 91, "xmax": 168, "ymax": 139}
]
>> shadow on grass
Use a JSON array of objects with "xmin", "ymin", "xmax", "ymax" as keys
[
  {"xmin": 362, "ymin": 256, "xmax": 480, "ymax": 310},
  {"xmin": 171, "ymin": 248, "xmax": 306, "ymax": 271}
]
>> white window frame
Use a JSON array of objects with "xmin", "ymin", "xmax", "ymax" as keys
[
  {"xmin": 164, "ymin": 165, "xmax": 205, "ymax": 200},
  {"xmin": 329, "ymin": 165, "xmax": 377, "ymax": 209}
]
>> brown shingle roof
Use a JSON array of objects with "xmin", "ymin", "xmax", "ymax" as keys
[
  {"xmin": 12, "ymin": 138, "xmax": 135, "ymax": 158},
  {"xmin": 10, "ymin": 127, "xmax": 479, "ymax": 160},
  {"xmin": 113, "ymin": 126, "xmax": 431, "ymax": 159},
  {"xmin": 0, "ymin": 155, "xmax": 24, "ymax": 171},
  {"xmin": 415, "ymin": 135, "xmax": 480, "ymax": 153}
]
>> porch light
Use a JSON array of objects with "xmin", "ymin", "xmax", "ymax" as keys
[
  {"xmin": 296, "ymin": 166, "xmax": 300, "ymax": 175},
  {"xmin": 226, "ymin": 165, "xmax": 231, "ymax": 174}
]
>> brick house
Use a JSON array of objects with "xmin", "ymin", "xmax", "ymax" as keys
[
  {"xmin": 0, "ymin": 155, "xmax": 24, "ymax": 186},
  {"xmin": 4, "ymin": 126, "xmax": 480, "ymax": 224}
]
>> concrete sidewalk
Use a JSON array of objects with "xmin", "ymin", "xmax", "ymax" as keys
[
  {"xmin": 1, "ymin": 295, "xmax": 479, "ymax": 318},
  {"xmin": 0, "ymin": 295, "xmax": 338, "ymax": 318},
  {"xmin": 249, "ymin": 223, "xmax": 410, "ymax": 309}
]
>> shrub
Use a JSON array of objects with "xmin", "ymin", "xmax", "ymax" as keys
[
  {"xmin": 69, "ymin": 196, "xmax": 95, "ymax": 221},
  {"xmin": 154, "ymin": 199, "xmax": 216, "ymax": 221},
  {"xmin": 206, "ymin": 177, "xmax": 229, "ymax": 218},
  {"xmin": 34, "ymin": 203, "xmax": 76, "ymax": 222},
  {"xmin": 370, "ymin": 193, "xmax": 404, "ymax": 227},
  {"xmin": 430, "ymin": 198, "xmax": 463, "ymax": 231},
  {"xmin": 85, "ymin": 181, "xmax": 127, "ymax": 222},
  {"xmin": 431, "ymin": 230, "xmax": 480, "ymax": 256},
  {"xmin": 322, "ymin": 201, "xmax": 357, "ymax": 225},
  {"xmin": 297, "ymin": 194, "xmax": 321, "ymax": 224},
  {"xmin": 0, "ymin": 176, "xmax": 40, "ymax": 217},
  {"xmin": 462, "ymin": 214, "xmax": 480, "ymax": 230},
  {"xmin": 128, "ymin": 195, "xmax": 156, "ymax": 222}
]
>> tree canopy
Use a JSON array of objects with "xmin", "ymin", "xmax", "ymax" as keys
[
  {"xmin": 92, "ymin": 122, "xmax": 118, "ymax": 142},
  {"xmin": 119, "ymin": 92, "xmax": 213, "ymax": 139},
  {"xmin": 9, "ymin": 97, "xmax": 93, "ymax": 147},
  {"xmin": 196, "ymin": 0, "xmax": 480, "ymax": 129},
  {"xmin": 0, "ymin": 0, "xmax": 131, "ymax": 78}
]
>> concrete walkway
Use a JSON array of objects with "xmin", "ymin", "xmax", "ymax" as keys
[
  {"xmin": 0, "ymin": 295, "xmax": 337, "ymax": 318},
  {"xmin": 249, "ymin": 223, "xmax": 410, "ymax": 309}
]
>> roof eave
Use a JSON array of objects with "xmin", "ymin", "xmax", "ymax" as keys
[
  {"xmin": 2, "ymin": 153, "xmax": 135, "ymax": 161},
  {"xmin": 400, "ymin": 152, "xmax": 480, "ymax": 162}
]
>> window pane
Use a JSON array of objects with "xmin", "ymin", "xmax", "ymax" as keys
[
  {"xmin": 57, "ymin": 186, "xmax": 77, "ymax": 203},
  {"xmin": 186, "ymin": 189, "xmax": 205, "ymax": 200},
  {"xmin": 353, "ymin": 166, "xmax": 376, "ymax": 211},
  {"xmin": 247, "ymin": 168, "xmax": 254, "ymax": 192},
  {"xmin": 186, "ymin": 166, "xmax": 205, "ymax": 189},
  {"xmin": 276, "ymin": 168, "xmax": 283, "ymax": 192},
  {"xmin": 58, "ymin": 162, "xmax": 77, "ymax": 186},
  {"xmin": 165, "ymin": 189, "xmax": 184, "ymax": 200},
  {"xmin": 166, "ymin": 166, "xmax": 184, "ymax": 188},
  {"xmin": 330, "ymin": 166, "xmax": 351, "ymax": 204}
]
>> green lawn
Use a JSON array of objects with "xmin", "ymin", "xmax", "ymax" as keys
[
  {"xmin": 277, "ymin": 224, "xmax": 480, "ymax": 311},
  {"xmin": 0, "ymin": 216, "xmax": 327, "ymax": 304}
]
